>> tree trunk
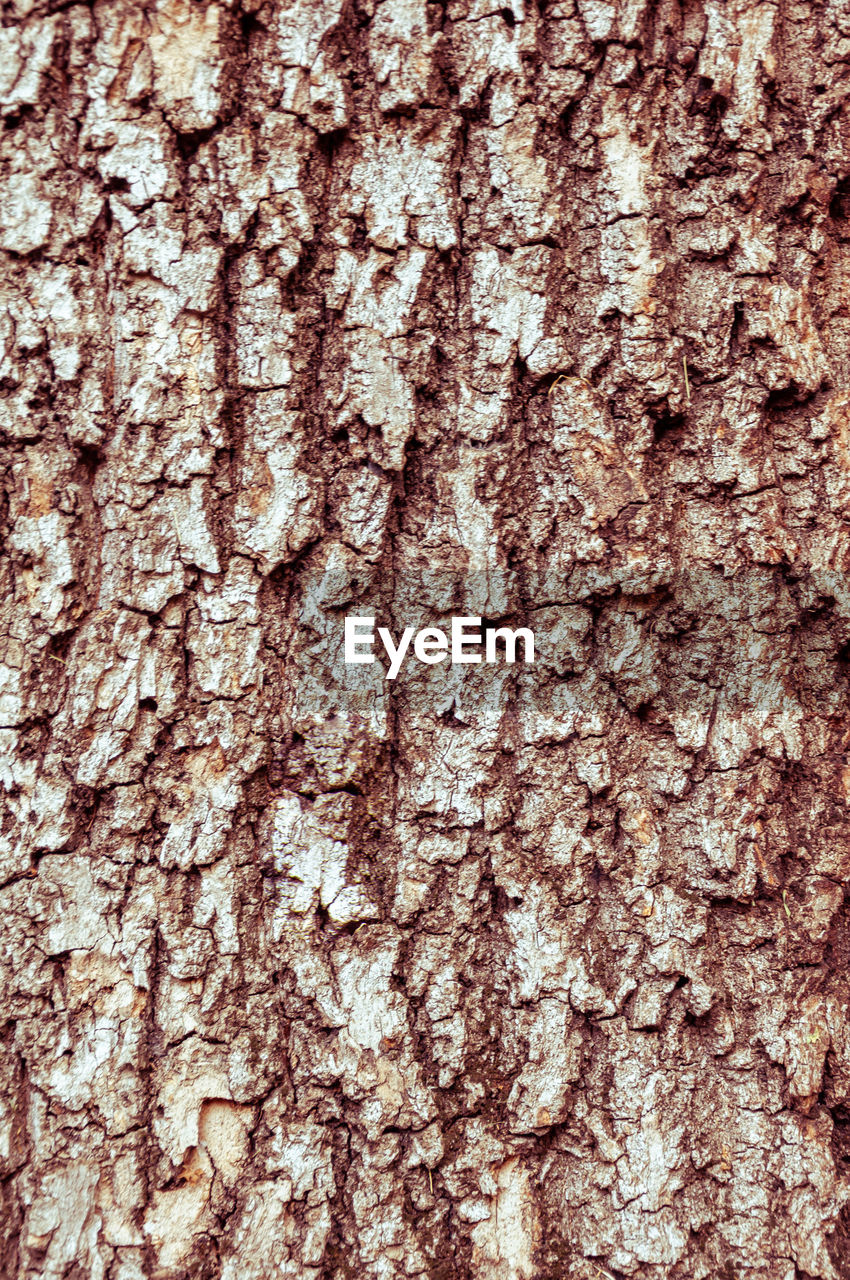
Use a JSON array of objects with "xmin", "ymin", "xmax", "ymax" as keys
[{"xmin": 3, "ymin": 0, "xmax": 850, "ymax": 1277}]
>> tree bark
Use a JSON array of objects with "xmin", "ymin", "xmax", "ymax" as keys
[{"xmin": 3, "ymin": 0, "xmax": 850, "ymax": 1277}]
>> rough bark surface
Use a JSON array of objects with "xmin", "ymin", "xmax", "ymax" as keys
[{"xmin": 4, "ymin": 0, "xmax": 850, "ymax": 1277}]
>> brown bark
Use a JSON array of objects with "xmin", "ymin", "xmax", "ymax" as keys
[{"xmin": 3, "ymin": 0, "xmax": 850, "ymax": 1276}]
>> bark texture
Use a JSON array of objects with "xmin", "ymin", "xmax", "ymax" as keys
[{"xmin": 4, "ymin": 0, "xmax": 850, "ymax": 1277}]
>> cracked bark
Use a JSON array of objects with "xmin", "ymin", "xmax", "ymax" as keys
[{"xmin": 3, "ymin": 0, "xmax": 850, "ymax": 1277}]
